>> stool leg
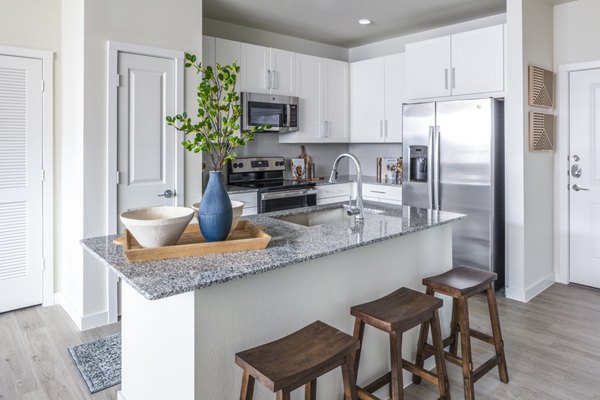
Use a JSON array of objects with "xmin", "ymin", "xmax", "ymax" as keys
[
  {"xmin": 431, "ymin": 310, "xmax": 450, "ymax": 400},
  {"xmin": 413, "ymin": 287, "xmax": 434, "ymax": 385},
  {"xmin": 389, "ymin": 330, "xmax": 404, "ymax": 400},
  {"xmin": 449, "ymin": 297, "xmax": 460, "ymax": 356},
  {"xmin": 305, "ymin": 379, "xmax": 317, "ymax": 400},
  {"xmin": 239, "ymin": 370, "xmax": 255, "ymax": 400},
  {"xmin": 341, "ymin": 355, "xmax": 358, "ymax": 400},
  {"xmin": 458, "ymin": 297, "xmax": 475, "ymax": 400},
  {"xmin": 486, "ymin": 283, "xmax": 509, "ymax": 384},
  {"xmin": 352, "ymin": 318, "xmax": 366, "ymax": 383},
  {"xmin": 276, "ymin": 389, "xmax": 291, "ymax": 400}
]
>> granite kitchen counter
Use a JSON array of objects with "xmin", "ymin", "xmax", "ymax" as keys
[
  {"xmin": 81, "ymin": 202, "xmax": 464, "ymax": 301},
  {"xmin": 315, "ymin": 175, "xmax": 402, "ymax": 187}
]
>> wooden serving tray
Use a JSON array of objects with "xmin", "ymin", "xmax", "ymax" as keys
[{"xmin": 115, "ymin": 220, "xmax": 271, "ymax": 262}]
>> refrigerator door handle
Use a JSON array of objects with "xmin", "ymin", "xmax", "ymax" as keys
[
  {"xmin": 427, "ymin": 126, "xmax": 435, "ymax": 209},
  {"xmin": 433, "ymin": 126, "xmax": 441, "ymax": 210}
]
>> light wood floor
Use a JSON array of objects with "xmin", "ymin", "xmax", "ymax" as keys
[{"xmin": 1, "ymin": 283, "xmax": 599, "ymax": 399}]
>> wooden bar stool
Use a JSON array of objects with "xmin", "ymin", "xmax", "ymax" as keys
[
  {"xmin": 414, "ymin": 267, "xmax": 509, "ymax": 400},
  {"xmin": 350, "ymin": 287, "xmax": 450, "ymax": 400},
  {"xmin": 235, "ymin": 320, "xmax": 360, "ymax": 400}
]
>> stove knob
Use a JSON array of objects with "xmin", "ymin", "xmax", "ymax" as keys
[
  {"xmin": 233, "ymin": 163, "xmax": 238, "ymax": 168},
  {"xmin": 238, "ymin": 163, "xmax": 244, "ymax": 168}
]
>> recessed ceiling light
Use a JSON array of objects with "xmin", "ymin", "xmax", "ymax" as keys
[{"xmin": 358, "ymin": 19, "xmax": 372, "ymax": 25}]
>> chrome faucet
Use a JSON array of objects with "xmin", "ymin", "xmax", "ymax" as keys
[{"xmin": 329, "ymin": 153, "xmax": 364, "ymax": 221}]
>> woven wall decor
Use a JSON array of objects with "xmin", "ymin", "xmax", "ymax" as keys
[
  {"xmin": 529, "ymin": 65, "xmax": 554, "ymax": 108},
  {"xmin": 529, "ymin": 112, "xmax": 554, "ymax": 152}
]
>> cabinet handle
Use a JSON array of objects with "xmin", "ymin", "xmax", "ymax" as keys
[
  {"xmin": 266, "ymin": 70, "xmax": 271, "ymax": 89},
  {"xmin": 384, "ymin": 120, "xmax": 388, "ymax": 137},
  {"xmin": 271, "ymin": 70, "xmax": 276, "ymax": 90},
  {"xmin": 324, "ymin": 121, "xmax": 329, "ymax": 138},
  {"xmin": 452, "ymin": 67, "xmax": 456, "ymax": 89},
  {"xmin": 444, "ymin": 68, "xmax": 449, "ymax": 90},
  {"xmin": 379, "ymin": 120, "xmax": 383, "ymax": 137},
  {"xmin": 370, "ymin": 190, "xmax": 386, "ymax": 194}
]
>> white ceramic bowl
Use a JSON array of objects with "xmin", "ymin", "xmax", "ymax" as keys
[
  {"xmin": 120, "ymin": 206, "xmax": 195, "ymax": 248},
  {"xmin": 192, "ymin": 201, "xmax": 244, "ymax": 234}
]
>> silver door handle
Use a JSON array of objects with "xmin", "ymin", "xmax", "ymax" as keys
[
  {"xmin": 433, "ymin": 126, "xmax": 441, "ymax": 210},
  {"xmin": 384, "ymin": 120, "xmax": 388, "ymax": 137},
  {"xmin": 451, "ymin": 67, "xmax": 456, "ymax": 89},
  {"xmin": 572, "ymin": 184, "xmax": 590, "ymax": 191},
  {"xmin": 158, "ymin": 189, "xmax": 174, "ymax": 198},
  {"xmin": 427, "ymin": 126, "xmax": 434, "ymax": 209},
  {"xmin": 380, "ymin": 120, "xmax": 384, "ymax": 138},
  {"xmin": 266, "ymin": 70, "xmax": 271, "ymax": 89},
  {"xmin": 271, "ymin": 70, "xmax": 276, "ymax": 90}
]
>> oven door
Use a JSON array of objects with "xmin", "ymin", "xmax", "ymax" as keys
[{"xmin": 259, "ymin": 189, "xmax": 317, "ymax": 213}]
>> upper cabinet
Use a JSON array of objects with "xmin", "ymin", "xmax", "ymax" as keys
[
  {"xmin": 405, "ymin": 24, "xmax": 504, "ymax": 100},
  {"xmin": 350, "ymin": 53, "xmax": 405, "ymax": 143},
  {"xmin": 279, "ymin": 54, "xmax": 349, "ymax": 143},
  {"xmin": 240, "ymin": 44, "xmax": 296, "ymax": 96}
]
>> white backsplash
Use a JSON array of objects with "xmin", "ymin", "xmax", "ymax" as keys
[{"xmin": 348, "ymin": 143, "xmax": 403, "ymax": 176}]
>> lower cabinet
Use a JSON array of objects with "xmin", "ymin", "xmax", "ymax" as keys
[
  {"xmin": 362, "ymin": 184, "xmax": 403, "ymax": 205},
  {"xmin": 316, "ymin": 183, "xmax": 352, "ymax": 205},
  {"xmin": 229, "ymin": 192, "xmax": 258, "ymax": 216}
]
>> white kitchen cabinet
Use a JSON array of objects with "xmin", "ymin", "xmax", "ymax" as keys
[
  {"xmin": 240, "ymin": 43, "xmax": 296, "ymax": 96},
  {"xmin": 202, "ymin": 36, "xmax": 215, "ymax": 68},
  {"xmin": 362, "ymin": 184, "xmax": 402, "ymax": 205},
  {"xmin": 451, "ymin": 25, "xmax": 504, "ymax": 96},
  {"xmin": 350, "ymin": 58, "xmax": 385, "ymax": 143},
  {"xmin": 229, "ymin": 192, "xmax": 258, "ymax": 216},
  {"xmin": 280, "ymin": 54, "xmax": 348, "ymax": 144},
  {"xmin": 350, "ymin": 55, "xmax": 405, "ymax": 143},
  {"xmin": 316, "ymin": 183, "xmax": 352, "ymax": 206},
  {"xmin": 405, "ymin": 24, "xmax": 504, "ymax": 100}
]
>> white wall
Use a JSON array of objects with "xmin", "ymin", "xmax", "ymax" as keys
[
  {"xmin": 57, "ymin": 0, "xmax": 204, "ymax": 329},
  {"xmin": 0, "ymin": 0, "xmax": 62, "ymax": 294},
  {"xmin": 554, "ymin": 0, "xmax": 600, "ymax": 67},
  {"xmin": 504, "ymin": 0, "xmax": 555, "ymax": 302},
  {"xmin": 203, "ymin": 18, "xmax": 348, "ymax": 61},
  {"xmin": 349, "ymin": 14, "xmax": 507, "ymax": 62}
]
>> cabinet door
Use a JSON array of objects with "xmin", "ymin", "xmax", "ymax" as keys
[
  {"xmin": 383, "ymin": 53, "xmax": 404, "ymax": 143},
  {"xmin": 240, "ymin": 43, "xmax": 270, "ymax": 94},
  {"xmin": 216, "ymin": 38, "xmax": 241, "ymax": 88},
  {"xmin": 280, "ymin": 54, "xmax": 322, "ymax": 143},
  {"xmin": 451, "ymin": 25, "xmax": 504, "ymax": 95},
  {"xmin": 350, "ymin": 57, "xmax": 385, "ymax": 143},
  {"xmin": 323, "ymin": 59, "xmax": 349, "ymax": 142},
  {"xmin": 270, "ymin": 48, "xmax": 296, "ymax": 96},
  {"xmin": 202, "ymin": 36, "xmax": 215, "ymax": 69},
  {"xmin": 405, "ymin": 36, "xmax": 451, "ymax": 99}
]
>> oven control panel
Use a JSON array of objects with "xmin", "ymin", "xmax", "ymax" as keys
[{"xmin": 230, "ymin": 157, "xmax": 286, "ymax": 173}]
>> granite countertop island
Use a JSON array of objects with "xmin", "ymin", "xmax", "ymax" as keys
[
  {"xmin": 81, "ymin": 201, "xmax": 464, "ymax": 400},
  {"xmin": 82, "ymin": 202, "xmax": 462, "ymax": 301}
]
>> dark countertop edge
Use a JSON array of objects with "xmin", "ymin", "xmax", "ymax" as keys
[{"xmin": 81, "ymin": 209, "xmax": 465, "ymax": 301}]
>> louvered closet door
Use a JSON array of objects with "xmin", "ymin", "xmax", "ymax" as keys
[{"xmin": 0, "ymin": 55, "xmax": 43, "ymax": 313}]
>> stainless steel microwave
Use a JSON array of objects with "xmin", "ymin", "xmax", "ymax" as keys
[{"xmin": 241, "ymin": 92, "xmax": 299, "ymax": 133}]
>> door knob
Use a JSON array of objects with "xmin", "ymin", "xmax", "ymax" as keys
[
  {"xmin": 572, "ymin": 184, "xmax": 590, "ymax": 191},
  {"xmin": 158, "ymin": 189, "xmax": 174, "ymax": 198}
]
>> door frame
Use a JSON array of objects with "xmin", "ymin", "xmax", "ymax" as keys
[
  {"xmin": 0, "ymin": 45, "xmax": 54, "ymax": 307},
  {"xmin": 556, "ymin": 59, "xmax": 600, "ymax": 285},
  {"xmin": 107, "ymin": 41, "xmax": 184, "ymax": 322}
]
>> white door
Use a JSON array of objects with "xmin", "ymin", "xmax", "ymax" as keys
[
  {"xmin": 451, "ymin": 25, "xmax": 504, "ymax": 96},
  {"xmin": 405, "ymin": 36, "xmax": 451, "ymax": 100},
  {"xmin": 270, "ymin": 48, "xmax": 296, "ymax": 96},
  {"xmin": 350, "ymin": 57, "xmax": 385, "ymax": 143},
  {"xmin": 570, "ymin": 68, "xmax": 600, "ymax": 288},
  {"xmin": 240, "ymin": 43, "xmax": 270, "ymax": 94},
  {"xmin": 117, "ymin": 52, "xmax": 180, "ymax": 231},
  {"xmin": 384, "ymin": 53, "xmax": 405, "ymax": 143},
  {"xmin": 0, "ymin": 55, "xmax": 43, "ymax": 313},
  {"xmin": 323, "ymin": 58, "xmax": 349, "ymax": 142}
]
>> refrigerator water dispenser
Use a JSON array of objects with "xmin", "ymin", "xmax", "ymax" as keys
[{"xmin": 409, "ymin": 146, "xmax": 428, "ymax": 182}]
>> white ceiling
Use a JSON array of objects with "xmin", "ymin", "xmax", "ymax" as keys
[{"xmin": 203, "ymin": 0, "xmax": 508, "ymax": 47}]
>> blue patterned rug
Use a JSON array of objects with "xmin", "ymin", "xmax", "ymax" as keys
[{"xmin": 68, "ymin": 333, "xmax": 122, "ymax": 393}]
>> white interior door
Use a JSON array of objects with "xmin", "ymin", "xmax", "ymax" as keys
[
  {"xmin": 117, "ymin": 52, "xmax": 180, "ymax": 231},
  {"xmin": 0, "ymin": 55, "xmax": 43, "ymax": 313},
  {"xmin": 570, "ymin": 68, "xmax": 600, "ymax": 288}
]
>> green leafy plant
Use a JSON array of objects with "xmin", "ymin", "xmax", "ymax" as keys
[{"xmin": 166, "ymin": 53, "xmax": 270, "ymax": 171}]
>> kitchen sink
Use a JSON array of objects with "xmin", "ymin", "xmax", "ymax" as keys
[{"xmin": 273, "ymin": 207, "xmax": 383, "ymax": 227}]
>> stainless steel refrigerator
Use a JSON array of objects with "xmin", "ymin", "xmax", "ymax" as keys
[{"xmin": 402, "ymin": 99, "xmax": 505, "ymax": 287}]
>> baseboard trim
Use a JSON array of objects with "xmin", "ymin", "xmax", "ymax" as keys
[
  {"xmin": 505, "ymin": 273, "xmax": 555, "ymax": 303},
  {"xmin": 56, "ymin": 292, "xmax": 110, "ymax": 331},
  {"xmin": 55, "ymin": 292, "xmax": 83, "ymax": 331},
  {"xmin": 555, "ymin": 271, "xmax": 568, "ymax": 285}
]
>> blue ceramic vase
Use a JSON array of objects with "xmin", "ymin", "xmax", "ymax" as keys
[{"xmin": 199, "ymin": 171, "xmax": 232, "ymax": 242}]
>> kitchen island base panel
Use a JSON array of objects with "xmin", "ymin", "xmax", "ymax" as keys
[{"xmin": 118, "ymin": 224, "xmax": 453, "ymax": 400}]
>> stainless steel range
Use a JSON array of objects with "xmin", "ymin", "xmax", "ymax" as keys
[{"xmin": 227, "ymin": 157, "xmax": 317, "ymax": 214}]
